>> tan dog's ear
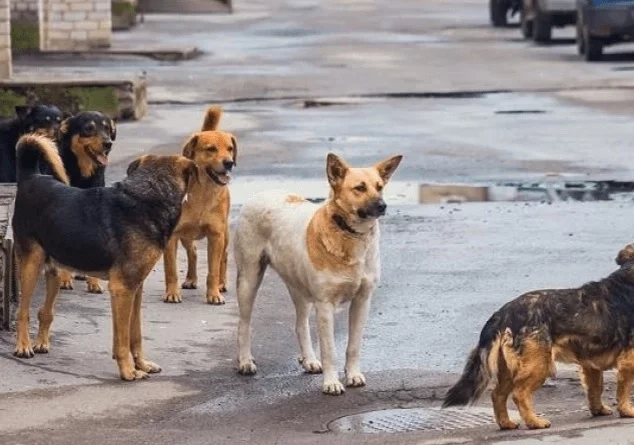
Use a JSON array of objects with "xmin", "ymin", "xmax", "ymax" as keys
[
  {"xmin": 616, "ymin": 244, "xmax": 634, "ymax": 266},
  {"xmin": 231, "ymin": 135, "xmax": 238, "ymax": 166},
  {"xmin": 126, "ymin": 156, "xmax": 144, "ymax": 175},
  {"xmin": 182, "ymin": 135, "xmax": 198, "ymax": 159},
  {"xmin": 326, "ymin": 153, "xmax": 348, "ymax": 189},
  {"xmin": 374, "ymin": 155, "xmax": 403, "ymax": 183},
  {"xmin": 184, "ymin": 160, "xmax": 199, "ymax": 186},
  {"xmin": 109, "ymin": 119, "xmax": 117, "ymax": 141}
]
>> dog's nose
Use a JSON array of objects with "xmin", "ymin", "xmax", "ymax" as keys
[
  {"xmin": 103, "ymin": 140, "xmax": 113, "ymax": 150},
  {"xmin": 223, "ymin": 159, "xmax": 234, "ymax": 171},
  {"xmin": 376, "ymin": 200, "xmax": 387, "ymax": 215}
]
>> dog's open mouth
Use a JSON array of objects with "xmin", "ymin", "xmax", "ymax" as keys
[
  {"xmin": 206, "ymin": 167, "xmax": 231, "ymax": 186},
  {"xmin": 87, "ymin": 148, "xmax": 109, "ymax": 166}
]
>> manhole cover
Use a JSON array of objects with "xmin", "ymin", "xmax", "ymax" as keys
[{"xmin": 329, "ymin": 407, "xmax": 518, "ymax": 434}]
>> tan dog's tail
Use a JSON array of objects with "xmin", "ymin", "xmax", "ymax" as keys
[
  {"xmin": 202, "ymin": 106, "xmax": 223, "ymax": 131},
  {"xmin": 16, "ymin": 134, "xmax": 69, "ymax": 185}
]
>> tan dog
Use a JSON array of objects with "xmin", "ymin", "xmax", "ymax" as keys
[
  {"xmin": 163, "ymin": 106, "xmax": 237, "ymax": 305},
  {"xmin": 234, "ymin": 153, "xmax": 402, "ymax": 395}
]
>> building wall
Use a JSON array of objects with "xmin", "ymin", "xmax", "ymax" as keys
[
  {"xmin": 11, "ymin": 0, "xmax": 38, "ymax": 22},
  {"xmin": 40, "ymin": 0, "xmax": 111, "ymax": 51},
  {"xmin": 0, "ymin": 0, "xmax": 11, "ymax": 79}
]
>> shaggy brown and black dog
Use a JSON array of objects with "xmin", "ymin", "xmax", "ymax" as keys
[
  {"xmin": 443, "ymin": 244, "xmax": 634, "ymax": 430},
  {"xmin": 12, "ymin": 134, "xmax": 197, "ymax": 380}
]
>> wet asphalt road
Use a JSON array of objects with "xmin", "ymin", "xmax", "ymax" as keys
[{"xmin": 3, "ymin": 0, "xmax": 634, "ymax": 444}]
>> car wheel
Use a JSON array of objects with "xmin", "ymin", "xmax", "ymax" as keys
[
  {"xmin": 584, "ymin": 26, "xmax": 603, "ymax": 61},
  {"xmin": 532, "ymin": 5, "xmax": 552, "ymax": 43},
  {"xmin": 520, "ymin": 6, "xmax": 533, "ymax": 39},
  {"xmin": 576, "ymin": 20, "xmax": 585, "ymax": 54},
  {"xmin": 490, "ymin": 0, "xmax": 509, "ymax": 27}
]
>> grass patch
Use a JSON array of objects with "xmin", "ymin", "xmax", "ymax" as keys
[{"xmin": 11, "ymin": 21, "xmax": 39, "ymax": 52}]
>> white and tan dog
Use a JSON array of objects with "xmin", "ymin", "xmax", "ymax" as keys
[{"xmin": 234, "ymin": 153, "xmax": 402, "ymax": 395}]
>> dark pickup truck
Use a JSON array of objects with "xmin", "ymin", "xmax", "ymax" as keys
[{"xmin": 577, "ymin": 0, "xmax": 634, "ymax": 60}]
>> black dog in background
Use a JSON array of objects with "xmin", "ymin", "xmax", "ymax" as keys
[
  {"xmin": 53, "ymin": 111, "xmax": 117, "ymax": 293},
  {"xmin": 0, "ymin": 105, "xmax": 66, "ymax": 183}
]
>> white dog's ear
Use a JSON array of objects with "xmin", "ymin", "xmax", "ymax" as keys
[
  {"xmin": 374, "ymin": 155, "xmax": 403, "ymax": 183},
  {"xmin": 326, "ymin": 153, "xmax": 348, "ymax": 189}
]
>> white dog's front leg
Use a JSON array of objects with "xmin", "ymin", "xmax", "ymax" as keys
[
  {"xmin": 315, "ymin": 301, "xmax": 344, "ymax": 395},
  {"xmin": 345, "ymin": 293, "xmax": 372, "ymax": 388}
]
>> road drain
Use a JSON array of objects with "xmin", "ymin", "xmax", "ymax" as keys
[
  {"xmin": 419, "ymin": 180, "xmax": 634, "ymax": 204},
  {"xmin": 329, "ymin": 407, "xmax": 517, "ymax": 433},
  {"xmin": 495, "ymin": 109, "xmax": 546, "ymax": 114}
]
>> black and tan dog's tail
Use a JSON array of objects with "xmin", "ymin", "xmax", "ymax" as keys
[
  {"xmin": 442, "ymin": 317, "xmax": 505, "ymax": 408},
  {"xmin": 16, "ymin": 134, "xmax": 69, "ymax": 185},
  {"xmin": 201, "ymin": 106, "xmax": 222, "ymax": 131}
]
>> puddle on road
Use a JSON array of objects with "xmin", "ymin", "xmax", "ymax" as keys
[
  {"xmin": 231, "ymin": 178, "xmax": 634, "ymax": 206},
  {"xmin": 419, "ymin": 180, "xmax": 634, "ymax": 204}
]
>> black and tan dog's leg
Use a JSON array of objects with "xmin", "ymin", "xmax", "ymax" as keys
[
  {"xmin": 109, "ymin": 277, "xmax": 146, "ymax": 381},
  {"xmin": 58, "ymin": 267, "xmax": 74, "ymax": 290},
  {"xmin": 130, "ymin": 284, "xmax": 161, "ymax": 375},
  {"xmin": 511, "ymin": 337, "xmax": 552, "ymax": 429},
  {"xmin": 14, "ymin": 245, "xmax": 46, "ymax": 358},
  {"xmin": 206, "ymin": 230, "xmax": 226, "ymax": 305},
  {"xmin": 163, "ymin": 236, "xmax": 182, "ymax": 303},
  {"xmin": 86, "ymin": 276, "xmax": 103, "ymax": 294},
  {"xmin": 219, "ymin": 225, "xmax": 229, "ymax": 293},
  {"xmin": 616, "ymin": 352, "xmax": 634, "ymax": 417},
  {"xmin": 580, "ymin": 366, "xmax": 612, "ymax": 416},
  {"xmin": 181, "ymin": 238, "xmax": 198, "ymax": 290},
  {"xmin": 33, "ymin": 266, "xmax": 62, "ymax": 353}
]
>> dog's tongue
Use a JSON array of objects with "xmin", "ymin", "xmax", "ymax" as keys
[{"xmin": 97, "ymin": 154, "xmax": 109, "ymax": 166}]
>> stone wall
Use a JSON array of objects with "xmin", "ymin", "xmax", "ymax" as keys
[
  {"xmin": 0, "ymin": 0, "xmax": 11, "ymax": 79},
  {"xmin": 11, "ymin": 0, "xmax": 37, "ymax": 22},
  {"xmin": 40, "ymin": 0, "xmax": 112, "ymax": 51}
]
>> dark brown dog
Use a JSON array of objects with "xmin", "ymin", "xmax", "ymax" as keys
[
  {"xmin": 12, "ymin": 134, "xmax": 196, "ymax": 380},
  {"xmin": 163, "ymin": 106, "xmax": 237, "ymax": 305},
  {"xmin": 443, "ymin": 244, "xmax": 634, "ymax": 429}
]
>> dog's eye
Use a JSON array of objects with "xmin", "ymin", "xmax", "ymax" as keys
[
  {"xmin": 45, "ymin": 116, "xmax": 51, "ymax": 121},
  {"xmin": 208, "ymin": 146, "xmax": 217, "ymax": 153},
  {"xmin": 354, "ymin": 184, "xmax": 367, "ymax": 193},
  {"xmin": 376, "ymin": 183, "xmax": 383, "ymax": 192},
  {"xmin": 227, "ymin": 146, "xmax": 233, "ymax": 152}
]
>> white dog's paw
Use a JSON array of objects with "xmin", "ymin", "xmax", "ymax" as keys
[
  {"xmin": 237, "ymin": 358, "xmax": 257, "ymax": 375},
  {"xmin": 299, "ymin": 357, "xmax": 323, "ymax": 374},
  {"xmin": 322, "ymin": 379, "xmax": 346, "ymax": 396},
  {"xmin": 346, "ymin": 372, "xmax": 367, "ymax": 388}
]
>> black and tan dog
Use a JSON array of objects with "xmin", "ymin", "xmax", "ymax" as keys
[
  {"xmin": 443, "ymin": 244, "xmax": 634, "ymax": 430},
  {"xmin": 54, "ymin": 111, "xmax": 117, "ymax": 294},
  {"xmin": 12, "ymin": 134, "xmax": 197, "ymax": 380},
  {"xmin": 163, "ymin": 106, "xmax": 236, "ymax": 305},
  {"xmin": 0, "ymin": 105, "xmax": 67, "ymax": 183}
]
